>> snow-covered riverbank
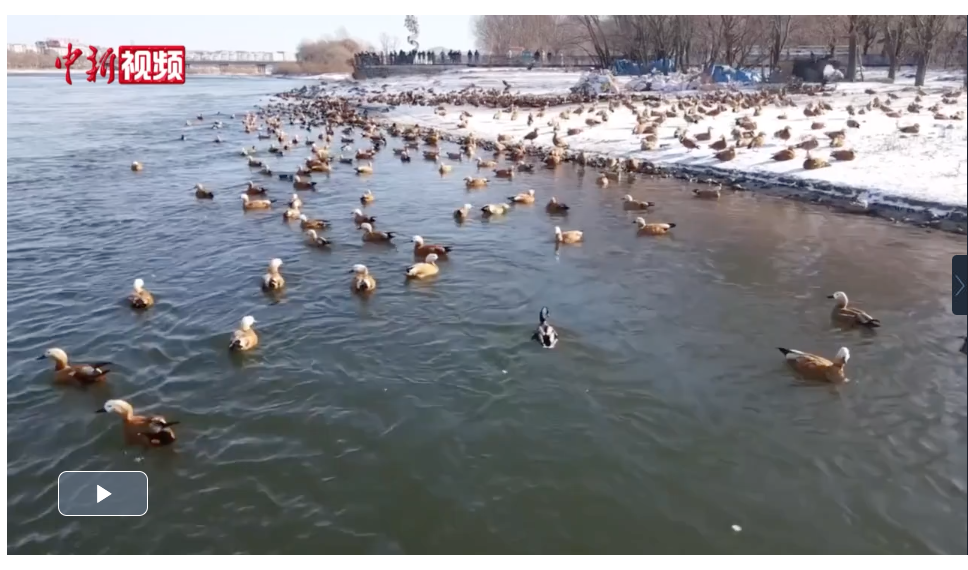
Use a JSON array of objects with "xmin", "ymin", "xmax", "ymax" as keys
[{"xmin": 320, "ymin": 67, "xmax": 967, "ymax": 217}]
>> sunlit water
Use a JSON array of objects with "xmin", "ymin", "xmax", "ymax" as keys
[{"xmin": 6, "ymin": 74, "xmax": 967, "ymax": 554}]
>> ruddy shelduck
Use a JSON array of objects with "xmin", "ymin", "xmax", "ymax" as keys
[
  {"xmin": 355, "ymin": 162, "xmax": 373, "ymax": 175},
  {"xmin": 241, "ymin": 194, "xmax": 274, "ymax": 210},
  {"xmin": 128, "ymin": 278, "xmax": 154, "ymax": 309},
  {"xmin": 288, "ymin": 193, "xmax": 303, "ymax": 209},
  {"xmin": 305, "ymin": 229, "xmax": 330, "ymax": 248},
  {"xmin": 261, "ymin": 258, "xmax": 285, "ymax": 291},
  {"xmin": 360, "ymin": 222, "xmax": 395, "ymax": 243},
  {"xmin": 481, "ymin": 203, "xmax": 512, "ymax": 216},
  {"xmin": 454, "ymin": 204, "xmax": 472, "ymax": 220},
  {"xmin": 545, "ymin": 197, "xmax": 570, "ymax": 213},
  {"xmin": 827, "ymin": 292, "xmax": 881, "ymax": 328},
  {"xmin": 229, "ymin": 316, "xmax": 258, "ymax": 351},
  {"xmin": 554, "ymin": 226, "xmax": 584, "ymax": 244},
  {"xmin": 778, "ymin": 347, "xmax": 850, "ymax": 383},
  {"xmin": 464, "ymin": 176, "xmax": 489, "ymax": 188},
  {"xmin": 509, "ymin": 189, "xmax": 536, "ymax": 204},
  {"xmin": 37, "ymin": 348, "xmax": 112, "ymax": 385},
  {"xmin": 623, "ymin": 195, "xmax": 655, "ymax": 210},
  {"xmin": 194, "ymin": 183, "xmax": 214, "ymax": 199},
  {"xmin": 634, "ymin": 217, "xmax": 676, "ymax": 236},
  {"xmin": 350, "ymin": 264, "xmax": 377, "ymax": 293},
  {"xmin": 406, "ymin": 253, "xmax": 440, "ymax": 279},
  {"xmin": 412, "ymin": 236, "xmax": 453, "ymax": 257},
  {"xmin": 360, "ymin": 190, "xmax": 375, "ymax": 205},
  {"xmin": 352, "ymin": 208, "xmax": 376, "ymax": 226},
  {"xmin": 299, "ymin": 214, "xmax": 329, "ymax": 230},
  {"xmin": 96, "ymin": 399, "xmax": 179, "ymax": 447},
  {"xmin": 130, "ymin": 161, "xmax": 143, "ymax": 172}
]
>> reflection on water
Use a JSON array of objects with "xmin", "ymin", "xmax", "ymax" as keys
[{"xmin": 6, "ymin": 74, "xmax": 967, "ymax": 554}]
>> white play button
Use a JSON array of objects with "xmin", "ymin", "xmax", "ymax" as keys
[{"xmin": 96, "ymin": 485, "xmax": 112, "ymax": 504}]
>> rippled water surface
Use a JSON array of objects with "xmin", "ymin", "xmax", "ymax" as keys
[{"xmin": 7, "ymin": 74, "xmax": 968, "ymax": 554}]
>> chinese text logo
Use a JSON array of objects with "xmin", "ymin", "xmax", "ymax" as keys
[{"xmin": 55, "ymin": 44, "xmax": 186, "ymax": 85}]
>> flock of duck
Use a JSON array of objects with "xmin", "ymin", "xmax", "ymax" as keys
[{"xmin": 36, "ymin": 81, "xmax": 967, "ymax": 450}]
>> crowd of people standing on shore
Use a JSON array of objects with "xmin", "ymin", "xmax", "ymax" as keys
[{"xmin": 354, "ymin": 49, "xmax": 481, "ymax": 67}]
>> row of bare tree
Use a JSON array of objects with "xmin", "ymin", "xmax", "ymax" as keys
[{"xmin": 471, "ymin": 15, "xmax": 968, "ymax": 86}]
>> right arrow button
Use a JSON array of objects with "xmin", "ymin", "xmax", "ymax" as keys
[{"xmin": 954, "ymin": 256, "xmax": 967, "ymax": 316}]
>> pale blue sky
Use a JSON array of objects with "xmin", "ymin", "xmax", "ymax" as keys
[{"xmin": 7, "ymin": 15, "xmax": 477, "ymax": 52}]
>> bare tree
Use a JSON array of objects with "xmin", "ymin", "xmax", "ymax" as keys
[
  {"xmin": 769, "ymin": 15, "xmax": 793, "ymax": 70},
  {"xmin": 379, "ymin": 32, "xmax": 399, "ymax": 54},
  {"xmin": 845, "ymin": 16, "xmax": 861, "ymax": 81},
  {"xmin": 472, "ymin": 15, "xmax": 578, "ymax": 55},
  {"xmin": 575, "ymin": 15, "xmax": 613, "ymax": 68},
  {"xmin": 908, "ymin": 15, "xmax": 951, "ymax": 86},
  {"xmin": 880, "ymin": 16, "xmax": 907, "ymax": 81}
]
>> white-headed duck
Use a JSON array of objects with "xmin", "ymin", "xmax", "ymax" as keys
[
  {"xmin": 37, "ymin": 348, "xmax": 112, "ymax": 385},
  {"xmin": 828, "ymin": 292, "xmax": 881, "ymax": 328},
  {"xmin": 229, "ymin": 315, "xmax": 259, "ymax": 351},
  {"xmin": 96, "ymin": 399, "xmax": 179, "ymax": 447},
  {"xmin": 412, "ymin": 236, "xmax": 453, "ymax": 257},
  {"xmin": 128, "ymin": 278, "xmax": 154, "ymax": 309},
  {"xmin": 531, "ymin": 307, "xmax": 558, "ymax": 349},
  {"xmin": 554, "ymin": 226, "xmax": 584, "ymax": 244},
  {"xmin": 360, "ymin": 222, "xmax": 395, "ymax": 243},
  {"xmin": 350, "ymin": 264, "xmax": 377, "ymax": 293},
  {"xmin": 262, "ymin": 258, "xmax": 285, "ymax": 291},
  {"xmin": 406, "ymin": 253, "xmax": 440, "ymax": 279},
  {"xmin": 634, "ymin": 217, "xmax": 676, "ymax": 236},
  {"xmin": 778, "ymin": 347, "xmax": 850, "ymax": 383}
]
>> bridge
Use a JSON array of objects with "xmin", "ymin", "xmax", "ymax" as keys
[
  {"xmin": 185, "ymin": 60, "xmax": 278, "ymax": 75},
  {"xmin": 184, "ymin": 50, "xmax": 295, "ymax": 75}
]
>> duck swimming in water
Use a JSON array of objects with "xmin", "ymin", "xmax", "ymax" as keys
[
  {"xmin": 406, "ymin": 253, "xmax": 440, "ymax": 279},
  {"xmin": 827, "ymin": 291, "xmax": 881, "ymax": 328},
  {"xmin": 229, "ymin": 315, "xmax": 258, "ymax": 351},
  {"xmin": 777, "ymin": 347, "xmax": 850, "ymax": 383},
  {"xmin": 128, "ymin": 278, "xmax": 154, "ymax": 309},
  {"xmin": 350, "ymin": 264, "xmax": 377, "ymax": 293},
  {"xmin": 352, "ymin": 208, "xmax": 376, "ymax": 226},
  {"xmin": 37, "ymin": 348, "xmax": 112, "ymax": 385},
  {"xmin": 262, "ymin": 258, "xmax": 285, "ymax": 291},
  {"xmin": 96, "ymin": 399, "xmax": 179, "ymax": 447},
  {"xmin": 531, "ymin": 307, "xmax": 558, "ymax": 349}
]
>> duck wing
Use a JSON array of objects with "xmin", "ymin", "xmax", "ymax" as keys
[
  {"xmin": 844, "ymin": 307, "xmax": 881, "ymax": 327},
  {"xmin": 778, "ymin": 348, "xmax": 832, "ymax": 372}
]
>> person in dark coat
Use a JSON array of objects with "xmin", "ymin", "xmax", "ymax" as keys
[
  {"xmin": 467, "ymin": 49, "xmax": 473, "ymax": 63},
  {"xmin": 474, "ymin": 50, "xmax": 480, "ymax": 63}
]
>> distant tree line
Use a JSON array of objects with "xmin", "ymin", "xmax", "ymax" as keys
[
  {"xmin": 7, "ymin": 50, "xmax": 58, "ymax": 69},
  {"xmin": 471, "ymin": 15, "xmax": 968, "ymax": 86},
  {"xmin": 274, "ymin": 33, "xmax": 371, "ymax": 75}
]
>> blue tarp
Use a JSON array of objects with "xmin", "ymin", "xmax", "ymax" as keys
[
  {"xmin": 611, "ymin": 58, "xmax": 676, "ymax": 77},
  {"xmin": 709, "ymin": 64, "xmax": 761, "ymax": 84}
]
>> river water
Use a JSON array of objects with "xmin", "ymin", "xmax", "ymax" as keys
[{"xmin": 6, "ymin": 74, "xmax": 967, "ymax": 554}]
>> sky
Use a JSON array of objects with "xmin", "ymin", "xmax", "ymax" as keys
[{"xmin": 6, "ymin": 15, "xmax": 477, "ymax": 52}]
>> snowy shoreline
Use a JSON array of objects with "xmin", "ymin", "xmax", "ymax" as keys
[{"xmin": 312, "ymin": 67, "xmax": 967, "ymax": 229}]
